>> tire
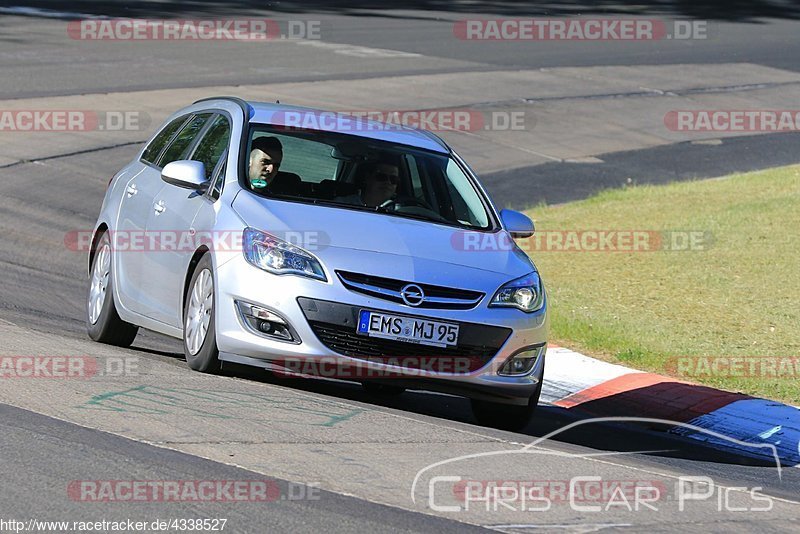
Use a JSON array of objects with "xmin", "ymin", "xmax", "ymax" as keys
[
  {"xmin": 183, "ymin": 254, "xmax": 221, "ymax": 373},
  {"xmin": 86, "ymin": 231, "xmax": 139, "ymax": 347},
  {"xmin": 362, "ymin": 382, "xmax": 406, "ymax": 396},
  {"xmin": 470, "ymin": 379, "xmax": 543, "ymax": 432}
]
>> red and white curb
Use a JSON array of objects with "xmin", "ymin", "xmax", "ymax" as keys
[{"xmin": 542, "ymin": 346, "xmax": 800, "ymax": 465}]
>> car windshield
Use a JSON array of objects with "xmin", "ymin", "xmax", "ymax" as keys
[{"xmin": 243, "ymin": 125, "xmax": 493, "ymax": 230}]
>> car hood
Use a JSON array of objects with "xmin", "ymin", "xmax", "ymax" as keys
[{"xmin": 231, "ymin": 191, "xmax": 535, "ymax": 278}]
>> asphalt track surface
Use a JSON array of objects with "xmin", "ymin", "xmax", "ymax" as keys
[
  {"xmin": 0, "ymin": 404, "xmax": 489, "ymax": 533},
  {"xmin": 1, "ymin": 1, "xmax": 800, "ymax": 531},
  {"xmin": 2, "ymin": 0, "xmax": 800, "ymax": 100}
]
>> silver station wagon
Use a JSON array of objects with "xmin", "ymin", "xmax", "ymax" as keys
[{"xmin": 87, "ymin": 97, "xmax": 548, "ymax": 430}]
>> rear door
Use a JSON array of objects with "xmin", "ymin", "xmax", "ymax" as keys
[
  {"xmin": 114, "ymin": 114, "xmax": 189, "ymax": 314},
  {"xmin": 141, "ymin": 113, "xmax": 230, "ymax": 326}
]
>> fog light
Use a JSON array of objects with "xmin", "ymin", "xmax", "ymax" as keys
[
  {"xmin": 258, "ymin": 319, "xmax": 292, "ymax": 340},
  {"xmin": 236, "ymin": 301, "xmax": 296, "ymax": 342},
  {"xmin": 499, "ymin": 344, "xmax": 545, "ymax": 376}
]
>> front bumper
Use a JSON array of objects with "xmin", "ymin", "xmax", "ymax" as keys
[{"xmin": 215, "ymin": 254, "xmax": 548, "ymax": 404}]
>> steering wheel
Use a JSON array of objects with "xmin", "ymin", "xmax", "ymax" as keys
[
  {"xmin": 379, "ymin": 196, "xmax": 450, "ymax": 222},
  {"xmin": 379, "ymin": 196, "xmax": 435, "ymax": 211}
]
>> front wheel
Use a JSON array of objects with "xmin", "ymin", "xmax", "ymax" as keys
[
  {"xmin": 470, "ymin": 380, "xmax": 542, "ymax": 432},
  {"xmin": 86, "ymin": 231, "xmax": 138, "ymax": 347},
  {"xmin": 183, "ymin": 254, "xmax": 221, "ymax": 373}
]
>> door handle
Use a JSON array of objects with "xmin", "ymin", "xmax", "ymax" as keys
[
  {"xmin": 154, "ymin": 200, "xmax": 166, "ymax": 215},
  {"xmin": 126, "ymin": 184, "xmax": 138, "ymax": 197}
]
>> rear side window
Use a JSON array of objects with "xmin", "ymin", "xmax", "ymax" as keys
[
  {"xmin": 264, "ymin": 133, "xmax": 338, "ymax": 183},
  {"xmin": 141, "ymin": 115, "xmax": 188, "ymax": 165},
  {"xmin": 157, "ymin": 113, "xmax": 213, "ymax": 167},
  {"xmin": 191, "ymin": 115, "xmax": 231, "ymax": 179}
]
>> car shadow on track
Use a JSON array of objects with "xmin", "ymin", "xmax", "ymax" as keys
[
  {"xmin": 124, "ymin": 336, "xmax": 778, "ymax": 469},
  {"xmin": 206, "ymin": 358, "xmax": 778, "ymax": 468}
]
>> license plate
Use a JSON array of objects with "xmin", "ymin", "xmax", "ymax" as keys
[{"xmin": 357, "ymin": 310, "xmax": 459, "ymax": 348}]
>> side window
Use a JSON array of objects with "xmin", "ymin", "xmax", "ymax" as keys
[
  {"xmin": 443, "ymin": 159, "xmax": 487, "ymax": 227},
  {"xmin": 190, "ymin": 115, "xmax": 231, "ymax": 179},
  {"xmin": 157, "ymin": 113, "xmax": 212, "ymax": 167},
  {"xmin": 267, "ymin": 133, "xmax": 337, "ymax": 183},
  {"xmin": 141, "ymin": 115, "xmax": 188, "ymax": 165}
]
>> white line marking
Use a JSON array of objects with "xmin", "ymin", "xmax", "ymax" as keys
[
  {"xmin": 486, "ymin": 523, "xmax": 632, "ymax": 532},
  {"xmin": 0, "ymin": 6, "xmax": 105, "ymax": 19},
  {"xmin": 294, "ymin": 40, "xmax": 422, "ymax": 58}
]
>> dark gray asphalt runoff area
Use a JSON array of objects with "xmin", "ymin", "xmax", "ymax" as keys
[
  {"xmin": 1, "ymin": 0, "xmax": 800, "ymax": 101},
  {"xmin": 0, "ymin": 402, "xmax": 486, "ymax": 533},
  {"xmin": 7, "ymin": 0, "xmax": 799, "ymax": 19},
  {"xmin": 485, "ymin": 131, "xmax": 800, "ymax": 209}
]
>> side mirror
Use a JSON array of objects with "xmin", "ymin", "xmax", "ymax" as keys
[
  {"xmin": 500, "ymin": 209, "xmax": 535, "ymax": 238},
  {"xmin": 161, "ymin": 160, "xmax": 209, "ymax": 190}
]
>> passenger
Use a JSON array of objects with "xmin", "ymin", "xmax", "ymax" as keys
[{"xmin": 248, "ymin": 137, "xmax": 283, "ymax": 190}]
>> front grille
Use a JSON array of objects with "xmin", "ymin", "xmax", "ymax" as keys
[
  {"xmin": 298, "ymin": 297, "xmax": 511, "ymax": 373},
  {"xmin": 336, "ymin": 270, "xmax": 484, "ymax": 310}
]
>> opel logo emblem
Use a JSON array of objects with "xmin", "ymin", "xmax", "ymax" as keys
[{"xmin": 400, "ymin": 284, "xmax": 425, "ymax": 306}]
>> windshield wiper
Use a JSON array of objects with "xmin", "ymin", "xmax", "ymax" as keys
[{"xmin": 373, "ymin": 205, "xmax": 453, "ymax": 225}]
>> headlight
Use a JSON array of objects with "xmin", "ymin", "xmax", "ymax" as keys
[
  {"xmin": 490, "ymin": 271, "xmax": 544, "ymax": 312},
  {"xmin": 243, "ymin": 227, "xmax": 326, "ymax": 281}
]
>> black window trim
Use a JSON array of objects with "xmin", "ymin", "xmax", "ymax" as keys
[
  {"xmin": 155, "ymin": 111, "xmax": 215, "ymax": 169},
  {"xmin": 188, "ymin": 112, "xmax": 232, "ymax": 169},
  {"xmin": 140, "ymin": 114, "xmax": 191, "ymax": 169},
  {"xmin": 205, "ymin": 149, "xmax": 228, "ymax": 202},
  {"xmin": 186, "ymin": 111, "xmax": 233, "ymax": 202},
  {"xmin": 184, "ymin": 112, "xmax": 220, "ymax": 162}
]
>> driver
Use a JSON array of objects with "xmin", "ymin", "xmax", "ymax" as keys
[
  {"xmin": 362, "ymin": 162, "xmax": 399, "ymax": 207},
  {"xmin": 336, "ymin": 161, "xmax": 399, "ymax": 207}
]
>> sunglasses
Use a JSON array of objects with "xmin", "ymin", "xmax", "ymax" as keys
[{"xmin": 373, "ymin": 171, "xmax": 399, "ymax": 184}]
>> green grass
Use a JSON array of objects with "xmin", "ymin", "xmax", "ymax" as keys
[{"xmin": 525, "ymin": 165, "xmax": 800, "ymax": 403}]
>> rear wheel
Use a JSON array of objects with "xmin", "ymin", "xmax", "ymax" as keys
[
  {"xmin": 86, "ymin": 231, "xmax": 138, "ymax": 347},
  {"xmin": 183, "ymin": 254, "xmax": 221, "ymax": 373},
  {"xmin": 470, "ymin": 380, "xmax": 542, "ymax": 432}
]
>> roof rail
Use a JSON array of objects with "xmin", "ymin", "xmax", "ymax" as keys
[{"xmin": 192, "ymin": 96, "xmax": 251, "ymax": 121}]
